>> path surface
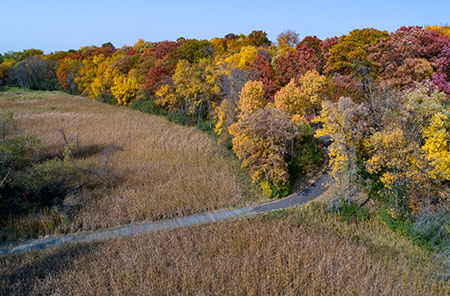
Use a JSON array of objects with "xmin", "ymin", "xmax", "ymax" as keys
[{"xmin": 0, "ymin": 172, "xmax": 332, "ymax": 256}]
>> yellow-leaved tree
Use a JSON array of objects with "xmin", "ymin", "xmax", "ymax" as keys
[
  {"xmin": 224, "ymin": 45, "xmax": 259, "ymax": 70},
  {"xmin": 155, "ymin": 84, "xmax": 179, "ymax": 111},
  {"xmin": 76, "ymin": 52, "xmax": 123, "ymax": 99},
  {"xmin": 315, "ymin": 97, "xmax": 370, "ymax": 203},
  {"xmin": 173, "ymin": 58, "xmax": 219, "ymax": 125},
  {"xmin": 229, "ymin": 107, "xmax": 297, "ymax": 197},
  {"xmin": 426, "ymin": 25, "xmax": 450, "ymax": 38},
  {"xmin": 111, "ymin": 75, "xmax": 139, "ymax": 105},
  {"xmin": 274, "ymin": 70, "xmax": 326, "ymax": 123},
  {"xmin": 238, "ymin": 80, "xmax": 266, "ymax": 114},
  {"xmin": 423, "ymin": 111, "xmax": 450, "ymax": 180},
  {"xmin": 366, "ymin": 83, "xmax": 449, "ymax": 211}
]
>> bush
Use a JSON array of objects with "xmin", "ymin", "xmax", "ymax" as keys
[
  {"xmin": 130, "ymin": 97, "xmax": 158, "ymax": 114},
  {"xmin": 130, "ymin": 97, "xmax": 185, "ymax": 125},
  {"xmin": 411, "ymin": 210, "xmax": 450, "ymax": 251},
  {"xmin": 0, "ymin": 113, "xmax": 113, "ymax": 240},
  {"xmin": 328, "ymin": 199, "xmax": 370, "ymax": 222},
  {"xmin": 378, "ymin": 207, "xmax": 413, "ymax": 236},
  {"xmin": 7, "ymin": 158, "xmax": 96, "ymax": 212},
  {"xmin": 96, "ymin": 92, "xmax": 118, "ymax": 105}
]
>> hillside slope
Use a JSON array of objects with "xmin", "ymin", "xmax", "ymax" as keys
[{"xmin": 0, "ymin": 90, "xmax": 263, "ymax": 240}]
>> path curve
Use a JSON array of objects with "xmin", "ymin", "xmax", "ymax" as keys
[{"xmin": 0, "ymin": 172, "xmax": 332, "ymax": 256}]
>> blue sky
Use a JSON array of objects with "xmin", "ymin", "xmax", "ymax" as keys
[{"xmin": 1, "ymin": 0, "xmax": 449, "ymax": 53}]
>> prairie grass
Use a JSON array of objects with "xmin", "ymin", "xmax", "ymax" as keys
[
  {"xmin": 0, "ymin": 203, "xmax": 447, "ymax": 295},
  {"xmin": 0, "ymin": 90, "xmax": 263, "ymax": 237}
]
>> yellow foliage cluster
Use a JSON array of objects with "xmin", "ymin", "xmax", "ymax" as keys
[
  {"xmin": 76, "ymin": 53, "xmax": 122, "ymax": 99},
  {"xmin": 274, "ymin": 79, "xmax": 306, "ymax": 122},
  {"xmin": 367, "ymin": 127, "xmax": 410, "ymax": 190},
  {"xmin": 274, "ymin": 70, "xmax": 326, "ymax": 123},
  {"xmin": 315, "ymin": 97, "xmax": 369, "ymax": 198},
  {"xmin": 111, "ymin": 75, "xmax": 139, "ymax": 106},
  {"xmin": 155, "ymin": 85, "xmax": 178, "ymax": 111},
  {"xmin": 173, "ymin": 59, "xmax": 218, "ymax": 116},
  {"xmin": 239, "ymin": 80, "xmax": 266, "ymax": 114},
  {"xmin": 214, "ymin": 99, "xmax": 236, "ymax": 144},
  {"xmin": 423, "ymin": 112, "xmax": 450, "ymax": 179},
  {"xmin": 426, "ymin": 24, "xmax": 450, "ymax": 38},
  {"xmin": 224, "ymin": 46, "xmax": 258, "ymax": 70}
]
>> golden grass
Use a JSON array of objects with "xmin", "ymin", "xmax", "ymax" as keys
[
  {"xmin": 0, "ymin": 203, "xmax": 447, "ymax": 295},
  {"xmin": 0, "ymin": 90, "xmax": 263, "ymax": 236}
]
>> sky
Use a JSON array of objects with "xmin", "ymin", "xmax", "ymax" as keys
[{"xmin": 1, "ymin": 0, "xmax": 449, "ymax": 53}]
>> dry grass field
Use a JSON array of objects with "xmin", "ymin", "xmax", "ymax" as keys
[
  {"xmin": 0, "ymin": 203, "xmax": 448, "ymax": 295},
  {"xmin": 0, "ymin": 89, "xmax": 263, "ymax": 239}
]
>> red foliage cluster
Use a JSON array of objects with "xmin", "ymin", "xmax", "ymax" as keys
[
  {"xmin": 144, "ymin": 65, "xmax": 171, "ymax": 93},
  {"xmin": 249, "ymin": 54, "xmax": 277, "ymax": 100},
  {"xmin": 369, "ymin": 26, "xmax": 450, "ymax": 90},
  {"xmin": 150, "ymin": 41, "xmax": 183, "ymax": 60},
  {"xmin": 274, "ymin": 46, "xmax": 321, "ymax": 87}
]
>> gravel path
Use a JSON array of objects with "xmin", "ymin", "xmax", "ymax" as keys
[{"xmin": 0, "ymin": 172, "xmax": 332, "ymax": 256}]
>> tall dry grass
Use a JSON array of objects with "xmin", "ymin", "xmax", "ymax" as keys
[
  {"xmin": 0, "ymin": 90, "xmax": 263, "ymax": 236},
  {"xmin": 0, "ymin": 203, "xmax": 447, "ymax": 295}
]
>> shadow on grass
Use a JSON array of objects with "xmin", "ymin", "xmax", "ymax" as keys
[{"xmin": 0, "ymin": 242, "xmax": 101, "ymax": 295}]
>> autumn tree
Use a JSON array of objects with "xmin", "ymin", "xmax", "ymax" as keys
[
  {"xmin": 325, "ymin": 28, "xmax": 389, "ymax": 79},
  {"xmin": 131, "ymin": 50, "xmax": 156, "ymax": 84},
  {"xmin": 275, "ymin": 70, "xmax": 326, "ymax": 123},
  {"xmin": 178, "ymin": 39, "xmax": 214, "ymax": 63},
  {"xmin": 172, "ymin": 58, "xmax": 218, "ymax": 124},
  {"xmin": 248, "ymin": 54, "xmax": 277, "ymax": 100},
  {"xmin": 150, "ymin": 41, "xmax": 181, "ymax": 60},
  {"xmin": 274, "ymin": 79, "xmax": 306, "ymax": 124},
  {"xmin": 273, "ymin": 46, "xmax": 320, "ymax": 87},
  {"xmin": 154, "ymin": 84, "xmax": 179, "ymax": 111},
  {"xmin": 297, "ymin": 36, "xmax": 324, "ymax": 72},
  {"xmin": 214, "ymin": 65, "xmax": 250, "ymax": 143},
  {"xmin": 76, "ymin": 53, "xmax": 121, "ymax": 98},
  {"xmin": 57, "ymin": 57, "xmax": 82, "ymax": 93},
  {"xmin": 238, "ymin": 80, "xmax": 267, "ymax": 114},
  {"xmin": 315, "ymin": 97, "xmax": 371, "ymax": 203},
  {"xmin": 133, "ymin": 39, "xmax": 155, "ymax": 53},
  {"xmin": 247, "ymin": 30, "xmax": 271, "ymax": 47},
  {"xmin": 426, "ymin": 25, "xmax": 450, "ymax": 38},
  {"xmin": 229, "ymin": 107, "xmax": 297, "ymax": 196},
  {"xmin": 13, "ymin": 57, "xmax": 59, "ymax": 90},
  {"xmin": 224, "ymin": 45, "xmax": 259, "ymax": 70},
  {"xmin": 423, "ymin": 111, "xmax": 450, "ymax": 181},
  {"xmin": 111, "ymin": 75, "xmax": 139, "ymax": 105},
  {"xmin": 144, "ymin": 65, "xmax": 171, "ymax": 94},
  {"xmin": 277, "ymin": 30, "xmax": 299, "ymax": 56},
  {"xmin": 366, "ymin": 83, "xmax": 449, "ymax": 210},
  {"xmin": 322, "ymin": 74, "xmax": 364, "ymax": 103},
  {"xmin": 369, "ymin": 26, "xmax": 450, "ymax": 91}
]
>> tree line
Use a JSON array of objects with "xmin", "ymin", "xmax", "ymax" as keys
[{"xmin": 0, "ymin": 26, "xmax": 449, "ymax": 214}]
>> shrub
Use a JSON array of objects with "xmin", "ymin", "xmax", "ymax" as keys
[
  {"xmin": 0, "ymin": 113, "xmax": 114, "ymax": 240},
  {"xmin": 328, "ymin": 199, "xmax": 370, "ymax": 222},
  {"xmin": 130, "ymin": 97, "xmax": 185, "ymax": 125},
  {"xmin": 7, "ymin": 158, "xmax": 96, "ymax": 212},
  {"xmin": 96, "ymin": 92, "xmax": 118, "ymax": 105},
  {"xmin": 411, "ymin": 209, "xmax": 450, "ymax": 251}
]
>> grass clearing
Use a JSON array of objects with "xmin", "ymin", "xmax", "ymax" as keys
[
  {"xmin": 0, "ymin": 203, "xmax": 447, "ymax": 295},
  {"xmin": 0, "ymin": 90, "xmax": 263, "ymax": 239}
]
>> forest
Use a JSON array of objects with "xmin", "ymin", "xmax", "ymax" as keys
[{"xmin": 0, "ymin": 25, "xmax": 449, "ymax": 266}]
